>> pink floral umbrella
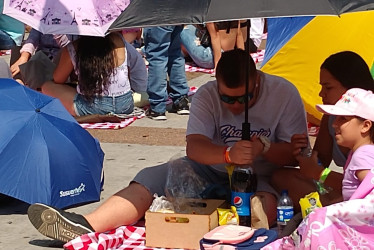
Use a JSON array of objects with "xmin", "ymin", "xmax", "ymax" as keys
[{"xmin": 3, "ymin": 0, "xmax": 130, "ymax": 36}]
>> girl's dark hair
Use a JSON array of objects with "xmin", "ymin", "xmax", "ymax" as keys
[
  {"xmin": 216, "ymin": 48, "xmax": 257, "ymax": 88},
  {"xmin": 321, "ymin": 51, "xmax": 374, "ymax": 92},
  {"xmin": 76, "ymin": 35, "xmax": 116, "ymax": 101}
]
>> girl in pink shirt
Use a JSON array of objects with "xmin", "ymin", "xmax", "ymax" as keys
[{"xmin": 316, "ymin": 88, "xmax": 374, "ymax": 200}]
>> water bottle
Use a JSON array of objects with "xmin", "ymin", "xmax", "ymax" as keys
[
  {"xmin": 277, "ymin": 190, "xmax": 294, "ymax": 236},
  {"xmin": 231, "ymin": 167, "xmax": 257, "ymax": 227}
]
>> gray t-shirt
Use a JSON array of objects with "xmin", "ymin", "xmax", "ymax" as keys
[{"xmin": 187, "ymin": 71, "xmax": 308, "ymax": 177}]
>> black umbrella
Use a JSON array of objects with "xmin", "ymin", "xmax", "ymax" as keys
[
  {"xmin": 109, "ymin": 0, "xmax": 374, "ymax": 139},
  {"xmin": 109, "ymin": 0, "xmax": 374, "ymax": 30}
]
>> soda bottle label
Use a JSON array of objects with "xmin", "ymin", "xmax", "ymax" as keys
[
  {"xmin": 277, "ymin": 207, "xmax": 294, "ymax": 222},
  {"xmin": 231, "ymin": 191, "xmax": 253, "ymax": 216}
]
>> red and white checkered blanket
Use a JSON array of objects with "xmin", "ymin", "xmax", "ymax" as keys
[
  {"xmin": 64, "ymin": 225, "xmax": 178, "ymax": 250},
  {"xmin": 64, "ymin": 226, "xmax": 183, "ymax": 250},
  {"xmin": 79, "ymin": 87, "xmax": 198, "ymax": 130},
  {"xmin": 79, "ymin": 113, "xmax": 145, "ymax": 130},
  {"xmin": 184, "ymin": 50, "xmax": 265, "ymax": 74}
]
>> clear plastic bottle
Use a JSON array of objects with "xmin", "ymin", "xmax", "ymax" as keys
[{"xmin": 276, "ymin": 190, "xmax": 294, "ymax": 236}]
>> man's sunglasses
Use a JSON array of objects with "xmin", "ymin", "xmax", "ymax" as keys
[{"xmin": 219, "ymin": 93, "xmax": 253, "ymax": 104}]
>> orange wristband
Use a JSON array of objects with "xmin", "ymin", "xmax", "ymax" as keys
[{"xmin": 224, "ymin": 146, "xmax": 232, "ymax": 163}]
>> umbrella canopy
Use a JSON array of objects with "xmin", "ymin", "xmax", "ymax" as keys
[
  {"xmin": 3, "ymin": 0, "xmax": 130, "ymax": 36},
  {"xmin": 0, "ymin": 79, "xmax": 104, "ymax": 208},
  {"xmin": 109, "ymin": 0, "xmax": 374, "ymax": 136},
  {"xmin": 109, "ymin": 0, "xmax": 374, "ymax": 31},
  {"xmin": 261, "ymin": 12, "xmax": 374, "ymax": 122}
]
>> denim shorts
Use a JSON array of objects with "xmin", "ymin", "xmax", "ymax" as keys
[{"xmin": 74, "ymin": 91, "xmax": 134, "ymax": 116}]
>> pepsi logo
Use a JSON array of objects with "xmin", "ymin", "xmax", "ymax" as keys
[{"xmin": 233, "ymin": 196, "xmax": 243, "ymax": 207}]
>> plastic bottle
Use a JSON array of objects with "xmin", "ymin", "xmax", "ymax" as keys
[
  {"xmin": 277, "ymin": 190, "xmax": 294, "ymax": 236},
  {"xmin": 231, "ymin": 167, "xmax": 257, "ymax": 227}
]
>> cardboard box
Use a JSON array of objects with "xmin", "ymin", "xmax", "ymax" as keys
[{"xmin": 145, "ymin": 199, "xmax": 226, "ymax": 249}]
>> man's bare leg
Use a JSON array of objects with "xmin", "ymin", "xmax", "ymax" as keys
[{"xmin": 85, "ymin": 182, "xmax": 153, "ymax": 232}]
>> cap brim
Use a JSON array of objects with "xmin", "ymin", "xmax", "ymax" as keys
[{"xmin": 316, "ymin": 104, "xmax": 355, "ymax": 116}]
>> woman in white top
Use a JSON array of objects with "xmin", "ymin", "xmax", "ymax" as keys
[{"xmin": 41, "ymin": 32, "xmax": 147, "ymax": 116}]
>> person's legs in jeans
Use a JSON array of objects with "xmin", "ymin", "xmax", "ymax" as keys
[
  {"xmin": 167, "ymin": 25, "xmax": 190, "ymax": 113},
  {"xmin": 144, "ymin": 26, "xmax": 171, "ymax": 117},
  {"xmin": 180, "ymin": 25, "xmax": 214, "ymax": 69},
  {"xmin": 0, "ymin": 30, "xmax": 16, "ymax": 50}
]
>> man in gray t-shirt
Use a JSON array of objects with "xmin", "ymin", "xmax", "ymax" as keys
[
  {"xmin": 27, "ymin": 49, "xmax": 307, "ymax": 241},
  {"xmin": 185, "ymin": 49, "xmax": 307, "ymax": 224}
]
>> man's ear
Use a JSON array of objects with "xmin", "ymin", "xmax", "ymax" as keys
[{"xmin": 361, "ymin": 119, "xmax": 373, "ymax": 134}]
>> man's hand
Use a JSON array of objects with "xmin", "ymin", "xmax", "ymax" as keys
[
  {"xmin": 229, "ymin": 136, "xmax": 264, "ymax": 165},
  {"xmin": 291, "ymin": 133, "xmax": 309, "ymax": 158},
  {"xmin": 298, "ymin": 151, "xmax": 323, "ymax": 180}
]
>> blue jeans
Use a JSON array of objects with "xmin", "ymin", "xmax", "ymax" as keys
[
  {"xmin": 180, "ymin": 25, "xmax": 214, "ymax": 69},
  {"xmin": 74, "ymin": 91, "xmax": 134, "ymax": 116},
  {"xmin": 0, "ymin": 30, "xmax": 16, "ymax": 50},
  {"xmin": 144, "ymin": 26, "xmax": 189, "ymax": 113}
]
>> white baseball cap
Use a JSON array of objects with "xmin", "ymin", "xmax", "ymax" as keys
[{"xmin": 316, "ymin": 88, "xmax": 374, "ymax": 121}]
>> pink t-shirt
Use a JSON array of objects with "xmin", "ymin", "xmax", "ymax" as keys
[{"xmin": 342, "ymin": 144, "xmax": 374, "ymax": 200}]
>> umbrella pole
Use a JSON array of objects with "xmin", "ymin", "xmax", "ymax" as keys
[{"xmin": 242, "ymin": 19, "xmax": 251, "ymax": 141}]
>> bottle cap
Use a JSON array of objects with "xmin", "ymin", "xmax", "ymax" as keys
[{"xmin": 281, "ymin": 190, "xmax": 288, "ymax": 195}]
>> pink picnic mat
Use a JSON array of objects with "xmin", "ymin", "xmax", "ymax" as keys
[{"xmin": 79, "ymin": 87, "xmax": 198, "ymax": 130}]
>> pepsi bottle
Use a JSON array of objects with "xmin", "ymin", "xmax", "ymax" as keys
[{"xmin": 231, "ymin": 167, "xmax": 257, "ymax": 227}]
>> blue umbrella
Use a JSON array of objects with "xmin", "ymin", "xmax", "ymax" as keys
[{"xmin": 0, "ymin": 78, "xmax": 104, "ymax": 208}]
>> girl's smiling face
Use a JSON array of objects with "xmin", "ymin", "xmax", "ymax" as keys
[
  {"xmin": 319, "ymin": 68, "xmax": 348, "ymax": 105},
  {"xmin": 332, "ymin": 116, "xmax": 365, "ymax": 150}
]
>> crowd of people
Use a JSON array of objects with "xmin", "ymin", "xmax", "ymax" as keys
[
  {"xmin": 1, "ymin": 12, "xmax": 374, "ymax": 248},
  {"xmin": 0, "ymin": 17, "xmax": 265, "ymax": 121}
]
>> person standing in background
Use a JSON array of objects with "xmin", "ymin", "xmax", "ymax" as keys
[{"xmin": 144, "ymin": 25, "xmax": 190, "ymax": 120}]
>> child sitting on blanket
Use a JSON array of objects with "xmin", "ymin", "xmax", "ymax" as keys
[
  {"xmin": 316, "ymin": 88, "xmax": 374, "ymax": 201},
  {"xmin": 263, "ymin": 88, "xmax": 374, "ymax": 249}
]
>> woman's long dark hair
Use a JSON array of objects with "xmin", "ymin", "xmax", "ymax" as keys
[
  {"xmin": 321, "ymin": 51, "xmax": 374, "ymax": 92},
  {"xmin": 76, "ymin": 35, "xmax": 116, "ymax": 101}
]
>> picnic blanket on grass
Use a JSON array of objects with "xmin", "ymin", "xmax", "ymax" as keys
[
  {"xmin": 79, "ymin": 87, "xmax": 198, "ymax": 130},
  {"xmin": 263, "ymin": 168, "xmax": 374, "ymax": 250}
]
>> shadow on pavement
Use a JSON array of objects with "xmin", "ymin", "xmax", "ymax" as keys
[
  {"xmin": 29, "ymin": 239, "xmax": 64, "ymax": 248},
  {"xmin": 0, "ymin": 194, "xmax": 29, "ymax": 215}
]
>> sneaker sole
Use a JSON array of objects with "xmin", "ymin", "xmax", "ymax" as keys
[
  {"xmin": 149, "ymin": 115, "xmax": 167, "ymax": 120},
  {"xmin": 176, "ymin": 109, "xmax": 190, "ymax": 115},
  {"xmin": 28, "ymin": 203, "xmax": 92, "ymax": 243}
]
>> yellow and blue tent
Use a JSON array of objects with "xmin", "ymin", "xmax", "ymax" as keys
[{"xmin": 261, "ymin": 12, "xmax": 374, "ymax": 123}]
